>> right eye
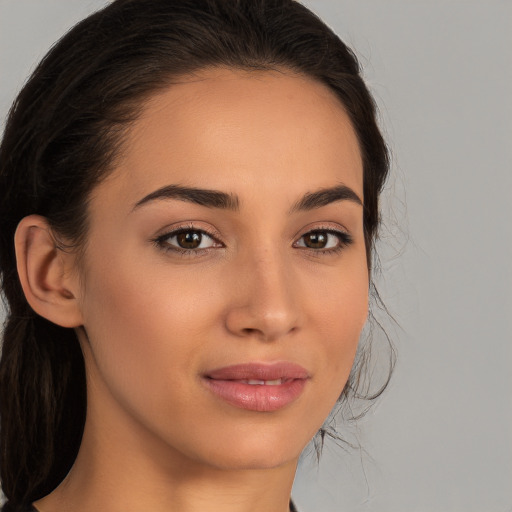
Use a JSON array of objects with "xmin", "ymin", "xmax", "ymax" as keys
[{"xmin": 154, "ymin": 227, "xmax": 222, "ymax": 254}]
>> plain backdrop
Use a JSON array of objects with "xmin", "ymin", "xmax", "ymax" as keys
[{"xmin": 1, "ymin": 1, "xmax": 511, "ymax": 511}]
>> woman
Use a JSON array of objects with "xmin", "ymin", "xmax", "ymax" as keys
[{"xmin": 0, "ymin": 1, "xmax": 390, "ymax": 511}]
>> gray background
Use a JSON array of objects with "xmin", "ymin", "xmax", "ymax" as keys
[{"xmin": 1, "ymin": 1, "xmax": 511, "ymax": 511}]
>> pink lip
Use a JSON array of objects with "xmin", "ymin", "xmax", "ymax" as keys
[{"xmin": 203, "ymin": 362, "xmax": 309, "ymax": 412}]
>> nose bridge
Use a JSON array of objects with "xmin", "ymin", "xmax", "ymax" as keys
[{"xmin": 225, "ymin": 243, "xmax": 300, "ymax": 341}]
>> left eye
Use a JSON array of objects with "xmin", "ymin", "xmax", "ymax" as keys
[
  {"xmin": 159, "ymin": 230, "xmax": 217, "ymax": 250},
  {"xmin": 295, "ymin": 230, "xmax": 347, "ymax": 250}
]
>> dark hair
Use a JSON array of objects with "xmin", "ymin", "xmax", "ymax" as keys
[{"xmin": 0, "ymin": 0, "xmax": 390, "ymax": 509}]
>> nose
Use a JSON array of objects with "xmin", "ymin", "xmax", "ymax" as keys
[{"xmin": 224, "ymin": 249, "xmax": 301, "ymax": 342}]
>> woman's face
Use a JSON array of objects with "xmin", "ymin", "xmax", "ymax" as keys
[{"xmin": 74, "ymin": 68, "xmax": 368, "ymax": 471}]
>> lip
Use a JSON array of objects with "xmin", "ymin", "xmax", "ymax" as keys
[{"xmin": 202, "ymin": 362, "xmax": 309, "ymax": 412}]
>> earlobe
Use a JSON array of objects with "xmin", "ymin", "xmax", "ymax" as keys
[{"xmin": 14, "ymin": 215, "xmax": 84, "ymax": 328}]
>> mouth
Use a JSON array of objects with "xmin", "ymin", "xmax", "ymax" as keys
[
  {"xmin": 239, "ymin": 378, "xmax": 287, "ymax": 385},
  {"xmin": 202, "ymin": 362, "xmax": 309, "ymax": 412}
]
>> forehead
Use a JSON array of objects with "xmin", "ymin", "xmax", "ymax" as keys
[{"xmin": 98, "ymin": 67, "xmax": 363, "ymax": 210}]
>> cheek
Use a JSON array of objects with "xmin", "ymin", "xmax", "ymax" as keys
[
  {"xmin": 77, "ymin": 250, "xmax": 221, "ymax": 414},
  {"xmin": 307, "ymin": 260, "xmax": 369, "ymax": 391}
]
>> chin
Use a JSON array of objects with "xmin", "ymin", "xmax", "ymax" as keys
[
  {"xmin": 187, "ymin": 422, "xmax": 314, "ymax": 472},
  {"xmin": 206, "ymin": 448, "xmax": 300, "ymax": 472}
]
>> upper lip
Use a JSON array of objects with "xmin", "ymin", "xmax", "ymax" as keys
[{"xmin": 205, "ymin": 362, "xmax": 309, "ymax": 381}]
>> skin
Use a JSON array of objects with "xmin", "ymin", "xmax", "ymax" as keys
[{"xmin": 24, "ymin": 68, "xmax": 368, "ymax": 512}]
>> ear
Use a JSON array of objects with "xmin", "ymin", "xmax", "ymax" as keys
[{"xmin": 14, "ymin": 215, "xmax": 84, "ymax": 328}]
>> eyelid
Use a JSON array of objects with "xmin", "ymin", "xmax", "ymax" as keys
[
  {"xmin": 154, "ymin": 221, "xmax": 222, "ymax": 240},
  {"xmin": 292, "ymin": 222, "xmax": 351, "ymax": 241}
]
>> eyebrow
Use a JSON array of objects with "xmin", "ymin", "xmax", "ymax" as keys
[
  {"xmin": 132, "ymin": 184, "xmax": 240, "ymax": 211},
  {"xmin": 132, "ymin": 183, "xmax": 362, "ymax": 213},
  {"xmin": 288, "ymin": 184, "xmax": 363, "ymax": 213}
]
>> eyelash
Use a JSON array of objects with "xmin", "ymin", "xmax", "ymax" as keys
[{"xmin": 152, "ymin": 224, "xmax": 353, "ymax": 257}]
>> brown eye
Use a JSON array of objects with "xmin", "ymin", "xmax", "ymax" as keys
[
  {"xmin": 156, "ymin": 229, "xmax": 218, "ymax": 252},
  {"xmin": 302, "ymin": 231, "xmax": 329, "ymax": 249},
  {"xmin": 176, "ymin": 231, "xmax": 203, "ymax": 249},
  {"xmin": 295, "ymin": 229, "xmax": 352, "ymax": 252}
]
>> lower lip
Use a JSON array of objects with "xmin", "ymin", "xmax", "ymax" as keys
[{"xmin": 203, "ymin": 378, "xmax": 307, "ymax": 412}]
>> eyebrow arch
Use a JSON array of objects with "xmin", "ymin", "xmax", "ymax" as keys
[
  {"xmin": 289, "ymin": 184, "xmax": 363, "ymax": 213},
  {"xmin": 132, "ymin": 184, "xmax": 240, "ymax": 211}
]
